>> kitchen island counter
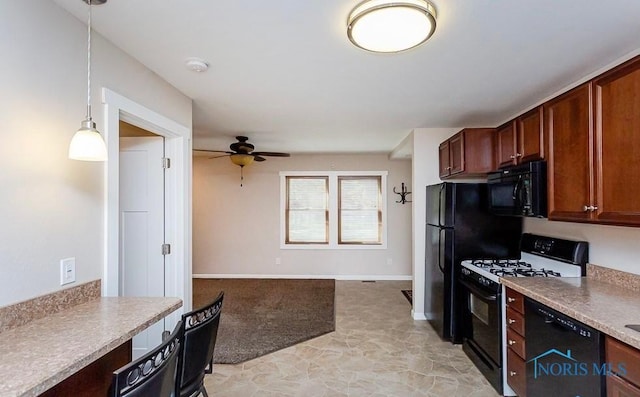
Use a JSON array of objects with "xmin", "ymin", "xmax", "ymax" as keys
[
  {"xmin": 501, "ymin": 276, "xmax": 640, "ymax": 350},
  {"xmin": 0, "ymin": 296, "xmax": 181, "ymax": 397}
]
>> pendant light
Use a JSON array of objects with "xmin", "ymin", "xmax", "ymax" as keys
[{"xmin": 69, "ymin": 0, "xmax": 108, "ymax": 161}]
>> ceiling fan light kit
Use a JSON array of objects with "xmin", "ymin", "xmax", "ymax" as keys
[
  {"xmin": 194, "ymin": 136, "xmax": 291, "ymax": 186},
  {"xmin": 230, "ymin": 153, "xmax": 254, "ymax": 167},
  {"xmin": 347, "ymin": 0, "xmax": 437, "ymax": 53}
]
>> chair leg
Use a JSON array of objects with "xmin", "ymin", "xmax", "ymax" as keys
[{"xmin": 201, "ymin": 386, "xmax": 209, "ymax": 397}]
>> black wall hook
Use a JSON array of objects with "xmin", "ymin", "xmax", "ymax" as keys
[{"xmin": 393, "ymin": 183, "xmax": 412, "ymax": 204}]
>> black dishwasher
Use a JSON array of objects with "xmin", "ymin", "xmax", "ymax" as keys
[{"xmin": 525, "ymin": 298, "xmax": 605, "ymax": 397}]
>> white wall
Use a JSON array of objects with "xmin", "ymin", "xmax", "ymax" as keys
[
  {"xmin": 193, "ymin": 153, "xmax": 411, "ymax": 278},
  {"xmin": 0, "ymin": 1, "xmax": 192, "ymax": 306},
  {"xmin": 525, "ymin": 219, "xmax": 640, "ymax": 275},
  {"xmin": 410, "ymin": 128, "xmax": 459, "ymax": 320}
]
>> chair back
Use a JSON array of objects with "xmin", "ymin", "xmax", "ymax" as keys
[
  {"xmin": 177, "ymin": 291, "xmax": 224, "ymax": 397},
  {"xmin": 110, "ymin": 320, "xmax": 182, "ymax": 397}
]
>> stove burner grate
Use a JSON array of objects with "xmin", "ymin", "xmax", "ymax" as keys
[{"xmin": 488, "ymin": 267, "xmax": 561, "ymax": 277}]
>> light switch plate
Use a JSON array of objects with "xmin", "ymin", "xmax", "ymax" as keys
[{"xmin": 60, "ymin": 257, "xmax": 76, "ymax": 286}]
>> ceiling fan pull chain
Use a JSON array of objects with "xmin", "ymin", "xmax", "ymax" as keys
[{"xmin": 240, "ymin": 166, "xmax": 244, "ymax": 187}]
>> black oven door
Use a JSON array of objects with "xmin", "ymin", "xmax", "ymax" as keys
[{"xmin": 460, "ymin": 275, "xmax": 502, "ymax": 393}]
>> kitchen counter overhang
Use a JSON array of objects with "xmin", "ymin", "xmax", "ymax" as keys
[
  {"xmin": 0, "ymin": 296, "xmax": 182, "ymax": 397},
  {"xmin": 501, "ymin": 277, "xmax": 640, "ymax": 350}
]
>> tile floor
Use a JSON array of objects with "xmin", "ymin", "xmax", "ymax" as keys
[{"xmin": 204, "ymin": 280, "xmax": 500, "ymax": 396}]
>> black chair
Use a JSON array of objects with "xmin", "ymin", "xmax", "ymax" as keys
[
  {"xmin": 176, "ymin": 291, "xmax": 224, "ymax": 397},
  {"xmin": 109, "ymin": 320, "xmax": 182, "ymax": 397}
]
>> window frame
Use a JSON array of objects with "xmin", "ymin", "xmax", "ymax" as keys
[
  {"xmin": 280, "ymin": 171, "xmax": 388, "ymax": 250},
  {"xmin": 285, "ymin": 175, "xmax": 329, "ymax": 245},
  {"xmin": 338, "ymin": 175, "xmax": 383, "ymax": 245}
]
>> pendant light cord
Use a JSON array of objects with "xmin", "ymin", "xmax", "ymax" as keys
[{"xmin": 86, "ymin": 2, "xmax": 92, "ymax": 121}]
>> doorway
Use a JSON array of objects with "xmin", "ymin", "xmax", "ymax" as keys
[
  {"xmin": 102, "ymin": 89, "xmax": 192, "ymax": 350},
  {"xmin": 119, "ymin": 123, "xmax": 166, "ymax": 357}
]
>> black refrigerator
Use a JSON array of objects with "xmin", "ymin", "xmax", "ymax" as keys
[{"xmin": 425, "ymin": 182, "xmax": 522, "ymax": 343}]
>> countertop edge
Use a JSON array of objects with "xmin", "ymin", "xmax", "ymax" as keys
[
  {"xmin": 1, "ymin": 297, "xmax": 182, "ymax": 397},
  {"xmin": 501, "ymin": 278, "xmax": 640, "ymax": 350},
  {"xmin": 30, "ymin": 299, "xmax": 182, "ymax": 397}
]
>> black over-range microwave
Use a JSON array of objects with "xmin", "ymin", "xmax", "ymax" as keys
[{"xmin": 487, "ymin": 160, "xmax": 547, "ymax": 217}]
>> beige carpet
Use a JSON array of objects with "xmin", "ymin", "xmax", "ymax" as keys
[{"xmin": 193, "ymin": 278, "xmax": 336, "ymax": 364}]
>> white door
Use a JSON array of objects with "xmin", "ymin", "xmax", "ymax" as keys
[{"xmin": 119, "ymin": 136, "xmax": 165, "ymax": 359}]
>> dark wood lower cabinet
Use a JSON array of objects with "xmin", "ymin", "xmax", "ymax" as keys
[
  {"xmin": 506, "ymin": 288, "xmax": 526, "ymax": 396},
  {"xmin": 507, "ymin": 348, "xmax": 527, "ymax": 397},
  {"xmin": 40, "ymin": 339, "xmax": 131, "ymax": 397},
  {"xmin": 606, "ymin": 336, "xmax": 640, "ymax": 397},
  {"xmin": 607, "ymin": 374, "xmax": 640, "ymax": 397}
]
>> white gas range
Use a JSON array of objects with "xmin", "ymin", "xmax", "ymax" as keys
[{"xmin": 458, "ymin": 233, "xmax": 588, "ymax": 396}]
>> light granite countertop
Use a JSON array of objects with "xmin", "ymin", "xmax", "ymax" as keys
[
  {"xmin": 0, "ymin": 297, "xmax": 182, "ymax": 397},
  {"xmin": 501, "ymin": 277, "xmax": 640, "ymax": 350}
]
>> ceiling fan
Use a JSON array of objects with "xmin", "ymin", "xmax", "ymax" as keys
[{"xmin": 194, "ymin": 136, "xmax": 291, "ymax": 186}]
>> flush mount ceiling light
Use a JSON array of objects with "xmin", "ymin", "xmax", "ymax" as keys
[
  {"xmin": 69, "ymin": 0, "xmax": 108, "ymax": 161},
  {"xmin": 347, "ymin": 0, "xmax": 437, "ymax": 53}
]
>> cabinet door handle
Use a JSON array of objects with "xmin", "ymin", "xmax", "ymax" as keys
[
  {"xmin": 509, "ymin": 155, "xmax": 516, "ymax": 159},
  {"xmin": 583, "ymin": 205, "xmax": 599, "ymax": 212},
  {"xmin": 509, "ymin": 371, "xmax": 517, "ymax": 377},
  {"xmin": 446, "ymin": 166, "xmax": 451, "ymax": 170},
  {"xmin": 507, "ymin": 297, "xmax": 516, "ymax": 303},
  {"xmin": 583, "ymin": 205, "xmax": 590, "ymax": 212},
  {"xmin": 508, "ymin": 339, "xmax": 516, "ymax": 346},
  {"xmin": 508, "ymin": 318, "xmax": 516, "ymax": 324},
  {"xmin": 515, "ymin": 153, "xmax": 523, "ymax": 157},
  {"xmin": 591, "ymin": 205, "xmax": 598, "ymax": 211}
]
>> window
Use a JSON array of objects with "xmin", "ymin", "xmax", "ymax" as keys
[
  {"xmin": 286, "ymin": 176, "xmax": 328, "ymax": 244},
  {"xmin": 338, "ymin": 176, "xmax": 382, "ymax": 244},
  {"xmin": 280, "ymin": 171, "xmax": 387, "ymax": 249}
]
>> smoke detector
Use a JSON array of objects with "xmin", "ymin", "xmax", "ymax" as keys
[{"xmin": 185, "ymin": 57, "xmax": 209, "ymax": 72}]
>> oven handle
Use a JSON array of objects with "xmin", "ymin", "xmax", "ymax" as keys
[{"xmin": 460, "ymin": 279, "xmax": 498, "ymax": 302}]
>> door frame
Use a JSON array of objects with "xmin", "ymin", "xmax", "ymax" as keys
[{"xmin": 102, "ymin": 88, "xmax": 192, "ymax": 327}]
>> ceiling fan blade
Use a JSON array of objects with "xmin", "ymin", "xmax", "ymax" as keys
[
  {"xmin": 209, "ymin": 154, "xmax": 231, "ymax": 159},
  {"xmin": 251, "ymin": 151, "xmax": 290, "ymax": 157},
  {"xmin": 253, "ymin": 155, "xmax": 266, "ymax": 162},
  {"xmin": 193, "ymin": 149, "xmax": 233, "ymax": 154}
]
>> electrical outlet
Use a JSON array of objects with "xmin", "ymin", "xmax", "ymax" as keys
[
  {"xmin": 386, "ymin": 258, "xmax": 393, "ymax": 265},
  {"xmin": 275, "ymin": 257, "xmax": 282, "ymax": 265},
  {"xmin": 60, "ymin": 257, "xmax": 76, "ymax": 286}
]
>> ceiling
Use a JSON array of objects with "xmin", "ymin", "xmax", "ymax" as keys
[{"xmin": 53, "ymin": 0, "xmax": 640, "ymax": 154}]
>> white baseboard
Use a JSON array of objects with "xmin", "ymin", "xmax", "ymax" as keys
[
  {"xmin": 192, "ymin": 273, "xmax": 412, "ymax": 281},
  {"xmin": 411, "ymin": 310, "xmax": 427, "ymax": 321}
]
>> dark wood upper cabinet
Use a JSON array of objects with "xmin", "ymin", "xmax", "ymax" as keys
[
  {"xmin": 593, "ymin": 56, "xmax": 640, "ymax": 225},
  {"xmin": 543, "ymin": 56, "xmax": 640, "ymax": 226},
  {"xmin": 439, "ymin": 128, "xmax": 495, "ymax": 179},
  {"xmin": 438, "ymin": 140, "xmax": 451, "ymax": 178},
  {"xmin": 517, "ymin": 106, "xmax": 544, "ymax": 163},
  {"xmin": 449, "ymin": 132, "xmax": 464, "ymax": 174},
  {"xmin": 544, "ymin": 83, "xmax": 594, "ymax": 222},
  {"xmin": 496, "ymin": 107, "xmax": 544, "ymax": 168},
  {"xmin": 496, "ymin": 121, "xmax": 517, "ymax": 168}
]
